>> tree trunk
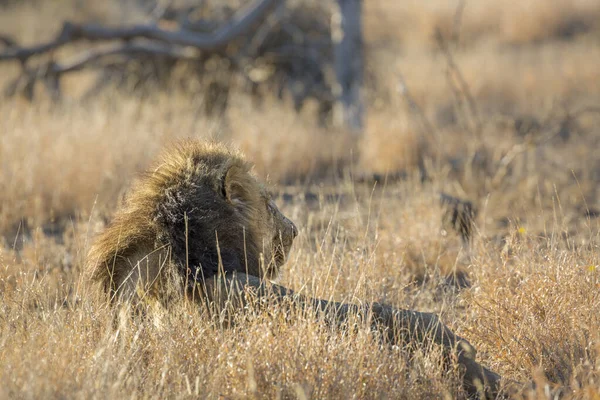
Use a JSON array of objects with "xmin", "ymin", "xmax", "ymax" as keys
[{"xmin": 332, "ymin": 0, "xmax": 365, "ymax": 134}]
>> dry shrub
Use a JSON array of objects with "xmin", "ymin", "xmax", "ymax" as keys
[
  {"xmin": 365, "ymin": 0, "xmax": 600, "ymax": 48},
  {"xmin": 0, "ymin": 94, "xmax": 214, "ymax": 232},
  {"xmin": 2, "ymin": 155, "xmax": 600, "ymax": 398},
  {"xmin": 368, "ymin": 40, "xmax": 600, "ymax": 125},
  {"xmin": 500, "ymin": 0, "xmax": 600, "ymax": 44},
  {"xmin": 0, "ymin": 91, "xmax": 357, "ymax": 234},
  {"xmin": 0, "ymin": 229, "xmax": 466, "ymax": 399},
  {"xmin": 276, "ymin": 179, "xmax": 469, "ymax": 315},
  {"xmin": 369, "ymin": 183, "xmax": 471, "ymax": 314},
  {"xmin": 463, "ymin": 228, "xmax": 600, "ymax": 393},
  {"xmin": 229, "ymin": 98, "xmax": 354, "ymax": 183}
]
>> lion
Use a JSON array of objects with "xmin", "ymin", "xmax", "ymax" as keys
[
  {"xmin": 88, "ymin": 141, "xmax": 297, "ymax": 303},
  {"xmin": 86, "ymin": 140, "xmax": 503, "ymax": 398}
]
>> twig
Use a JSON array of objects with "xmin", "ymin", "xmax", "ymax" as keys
[
  {"xmin": 571, "ymin": 105, "xmax": 600, "ymax": 119},
  {"xmin": 435, "ymin": 28, "xmax": 482, "ymax": 139},
  {"xmin": 452, "ymin": 0, "xmax": 467, "ymax": 45},
  {"xmin": 396, "ymin": 72, "xmax": 440, "ymax": 178},
  {"xmin": 4, "ymin": 43, "xmax": 200, "ymax": 99},
  {"xmin": 53, "ymin": 43, "xmax": 199, "ymax": 74},
  {"xmin": 396, "ymin": 72, "xmax": 437, "ymax": 143},
  {"xmin": 245, "ymin": 0, "xmax": 287, "ymax": 56},
  {"xmin": 150, "ymin": 0, "xmax": 177, "ymax": 22},
  {"xmin": 0, "ymin": 34, "xmax": 17, "ymax": 48}
]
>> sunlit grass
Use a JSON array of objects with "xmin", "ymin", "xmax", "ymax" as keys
[{"xmin": 1, "ymin": 0, "xmax": 600, "ymax": 398}]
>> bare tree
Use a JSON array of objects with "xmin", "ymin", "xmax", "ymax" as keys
[{"xmin": 0, "ymin": 0, "xmax": 366, "ymax": 133}]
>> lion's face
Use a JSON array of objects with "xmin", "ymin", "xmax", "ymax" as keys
[
  {"xmin": 221, "ymin": 163, "xmax": 297, "ymax": 279},
  {"xmin": 255, "ymin": 192, "xmax": 298, "ymax": 278}
]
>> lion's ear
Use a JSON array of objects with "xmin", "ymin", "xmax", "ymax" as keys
[{"xmin": 222, "ymin": 165, "xmax": 250, "ymax": 207}]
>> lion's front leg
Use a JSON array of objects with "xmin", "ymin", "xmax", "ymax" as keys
[
  {"xmin": 368, "ymin": 303, "xmax": 503, "ymax": 398},
  {"xmin": 202, "ymin": 272, "xmax": 503, "ymax": 399}
]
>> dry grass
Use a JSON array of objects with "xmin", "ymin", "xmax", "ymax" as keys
[
  {"xmin": 1, "ymin": 0, "xmax": 600, "ymax": 398},
  {"xmin": 365, "ymin": 0, "xmax": 600, "ymax": 48}
]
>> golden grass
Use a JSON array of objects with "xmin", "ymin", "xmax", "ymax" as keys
[
  {"xmin": 1, "ymin": 0, "xmax": 600, "ymax": 398},
  {"xmin": 365, "ymin": 0, "xmax": 600, "ymax": 48}
]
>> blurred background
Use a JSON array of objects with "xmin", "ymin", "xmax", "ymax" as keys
[{"xmin": 1, "ymin": 0, "xmax": 599, "ymax": 236}]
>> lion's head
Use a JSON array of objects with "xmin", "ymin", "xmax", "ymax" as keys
[{"xmin": 87, "ymin": 141, "xmax": 297, "ymax": 300}]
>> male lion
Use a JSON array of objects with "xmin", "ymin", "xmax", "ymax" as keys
[{"xmin": 87, "ymin": 141, "xmax": 503, "ymax": 398}]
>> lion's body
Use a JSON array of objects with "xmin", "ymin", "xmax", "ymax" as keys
[
  {"xmin": 87, "ymin": 141, "xmax": 297, "ymax": 303},
  {"xmin": 86, "ymin": 140, "xmax": 502, "ymax": 398}
]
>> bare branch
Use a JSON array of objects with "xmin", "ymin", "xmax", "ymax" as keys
[
  {"xmin": 0, "ymin": 0, "xmax": 283, "ymax": 63},
  {"xmin": 396, "ymin": 72, "xmax": 437, "ymax": 143},
  {"xmin": 0, "ymin": 34, "xmax": 17, "ymax": 48},
  {"xmin": 53, "ymin": 42, "xmax": 200, "ymax": 74},
  {"xmin": 435, "ymin": 28, "xmax": 482, "ymax": 139},
  {"xmin": 0, "ymin": 0, "xmax": 339, "ymax": 122},
  {"xmin": 452, "ymin": 0, "xmax": 467, "ymax": 44},
  {"xmin": 0, "ymin": 24, "xmax": 75, "ymax": 63},
  {"xmin": 4, "ymin": 43, "xmax": 200, "ymax": 99}
]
